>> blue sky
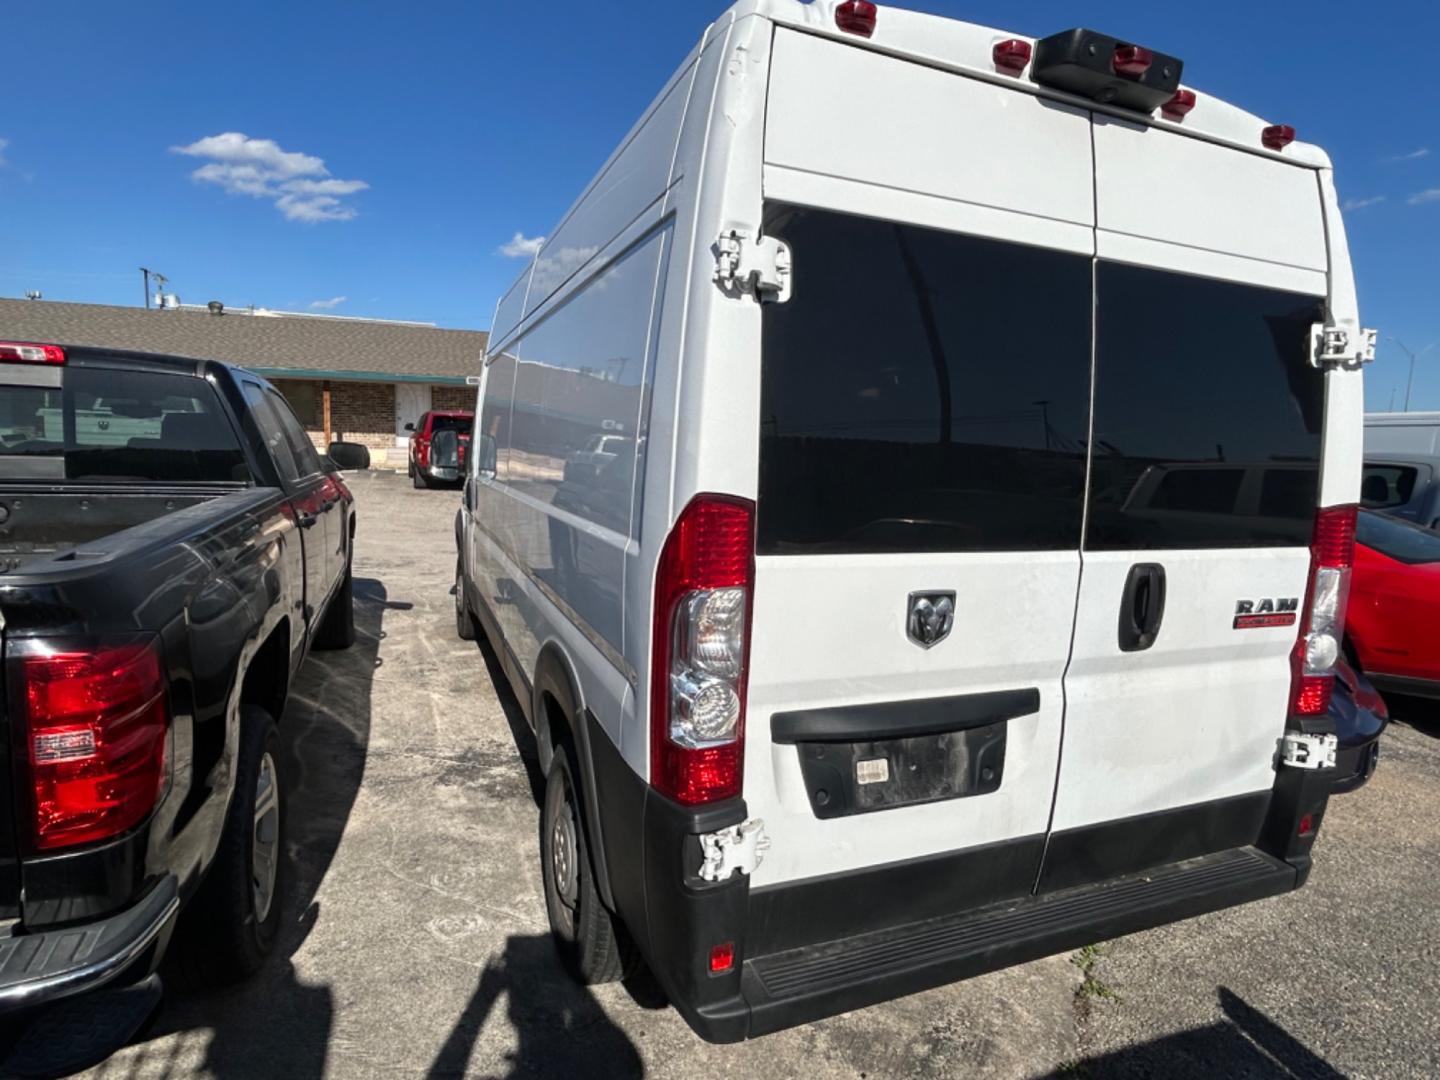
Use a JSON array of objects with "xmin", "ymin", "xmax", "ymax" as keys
[{"xmin": 3, "ymin": 0, "xmax": 1437, "ymax": 410}]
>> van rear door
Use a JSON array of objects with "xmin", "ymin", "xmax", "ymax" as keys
[
  {"xmin": 1040, "ymin": 124, "xmax": 1333, "ymax": 890},
  {"xmin": 742, "ymin": 30, "xmax": 1094, "ymax": 943}
]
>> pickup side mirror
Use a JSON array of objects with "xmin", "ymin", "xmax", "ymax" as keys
[
  {"xmin": 403, "ymin": 422, "xmax": 415, "ymax": 433},
  {"xmin": 327, "ymin": 441, "xmax": 371, "ymax": 470}
]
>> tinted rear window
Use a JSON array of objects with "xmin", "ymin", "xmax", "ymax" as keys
[
  {"xmin": 430, "ymin": 415, "xmax": 473, "ymax": 437},
  {"xmin": 1085, "ymin": 264, "xmax": 1325, "ymax": 550},
  {"xmin": 1361, "ymin": 464, "xmax": 1419, "ymax": 509},
  {"xmin": 0, "ymin": 366, "xmax": 248, "ymax": 483},
  {"xmin": 758, "ymin": 204, "xmax": 1093, "ymax": 554}
]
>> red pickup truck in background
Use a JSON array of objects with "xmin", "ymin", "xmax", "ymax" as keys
[{"xmin": 406, "ymin": 410, "xmax": 473, "ymax": 489}]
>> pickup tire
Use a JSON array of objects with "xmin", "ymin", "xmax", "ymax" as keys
[
  {"xmin": 540, "ymin": 739, "xmax": 636, "ymax": 984},
  {"xmin": 412, "ymin": 466, "xmax": 430, "ymax": 490},
  {"xmin": 313, "ymin": 560, "xmax": 355, "ymax": 650},
  {"xmin": 172, "ymin": 705, "xmax": 284, "ymax": 989},
  {"xmin": 455, "ymin": 559, "xmax": 476, "ymax": 641}
]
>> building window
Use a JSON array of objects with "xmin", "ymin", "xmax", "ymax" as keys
[{"xmin": 272, "ymin": 379, "xmax": 322, "ymax": 429}]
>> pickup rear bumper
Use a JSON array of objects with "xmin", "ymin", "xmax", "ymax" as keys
[{"xmin": 0, "ymin": 876, "xmax": 178, "ymax": 1014}]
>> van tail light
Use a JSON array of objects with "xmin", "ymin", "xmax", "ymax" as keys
[
  {"xmin": 1288, "ymin": 505, "xmax": 1357, "ymax": 718},
  {"xmin": 21, "ymin": 637, "xmax": 170, "ymax": 851},
  {"xmin": 651, "ymin": 495, "xmax": 755, "ymax": 806},
  {"xmin": 835, "ymin": 0, "xmax": 877, "ymax": 38},
  {"xmin": 0, "ymin": 342, "xmax": 65, "ymax": 365}
]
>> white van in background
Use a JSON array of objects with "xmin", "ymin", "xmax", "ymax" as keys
[{"xmin": 457, "ymin": 0, "xmax": 1371, "ymax": 1041}]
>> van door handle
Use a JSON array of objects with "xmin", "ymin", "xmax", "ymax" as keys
[{"xmin": 1118, "ymin": 563, "xmax": 1166, "ymax": 652}]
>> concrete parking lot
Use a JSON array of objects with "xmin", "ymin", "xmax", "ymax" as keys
[{"xmin": 87, "ymin": 471, "xmax": 1440, "ymax": 1079}]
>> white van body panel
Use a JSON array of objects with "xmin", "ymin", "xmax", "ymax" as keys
[{"xmin": 1364, "ymin": 415, "xmax": 1440, "ymax": 457}]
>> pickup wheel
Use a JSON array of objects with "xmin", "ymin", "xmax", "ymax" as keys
[
  {"xmin": 455, "ymin": 559, "xmax": 476, "ymax": 641},
  {"xmin": 313, "ymin": 560, "xmax": 355, "ymax": 650},
  {"xmin": 172, "ymin": 706, "xmax": 284, "ymax": 989},
  {"xmin": 541, "ymin": 740, "xmax": 636, "ymax": 984},
  {"xmin": 412, "ymin": 467, "xmax": 429, "ymax": 490}
]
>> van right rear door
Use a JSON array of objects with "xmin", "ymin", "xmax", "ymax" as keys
[{"xmin": 1040, "ymin": 121, "xmax": 1333, "ymax": 891}]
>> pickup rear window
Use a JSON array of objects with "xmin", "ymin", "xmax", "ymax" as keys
[{"xmin": 0, "ymin": 367, "xmax": 248, "ymax": 483}]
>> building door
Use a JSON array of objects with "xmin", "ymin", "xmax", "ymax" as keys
[{"xmin": 395, "ymin": 383, "xmax": 431, "ymax": 449}]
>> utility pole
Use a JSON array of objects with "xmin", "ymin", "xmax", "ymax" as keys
[{"xmin": 1390, "ymin": 337, "xmax": 1436, "ymax": 412}]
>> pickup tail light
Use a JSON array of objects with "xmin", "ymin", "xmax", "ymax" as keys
[
  {"xmin": 1289, "ymin": 505, "xmax": 1357, "ymax": 718},
  {"xmin": 651, "ymin": 495, "xmax": 755, "ymax": 806},
  {"xmin": 0, "ymin": 342, "xmax": 65, "ymax": 365},
  {"xmin": 22, "ymin": 637, "xmax": 171, "ymax": 850}
]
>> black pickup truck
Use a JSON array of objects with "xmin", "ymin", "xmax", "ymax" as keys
[{"xmin": 0, "ymin": 340, "xmax": 356, "ymax": 1063}]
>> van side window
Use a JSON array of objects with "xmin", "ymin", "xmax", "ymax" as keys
[
  {"xmin": 758, "ymin": 203, "xmax": 1093, "ymax": 554},
  {"xmin": 1086, "ymin": 265, "xmax": 1325, "ymax": 550},
  {"xmin": 503, "ymin": 227, "xmax": 669, "ymax": 537}
]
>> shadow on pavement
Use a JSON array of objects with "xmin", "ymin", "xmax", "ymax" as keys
[
  {"xmin": 427, "ymin": 934, "xmax": 643, "ymax": 1080},
  {"xmin": 1386, "ymin": 693, "xmax": 1440, "ymax": 738},
  {"xmin": 122, "ymin": 577, "xmax": 397, "ymax": 1079},
  {"xmin": 1041, "ymin": 986, "xmax": 1344, "ymax": 1079}
]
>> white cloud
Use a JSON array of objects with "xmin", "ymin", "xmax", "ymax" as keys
[
  {"xmin": 499, "ymin": 232, "xmax": 545, "ymax": 258},
  {"xmin": 1342, "ymin": 195, "xmax": 1385, "ymax": 211},
  {"xmin": 1387, "ymin": 148, "xmax": 1430, "ymax": 162},
  {"xmin": 530, "ymin": 245, "xmax": 599, "ymax": 296},
  {"xmin": 172, "ymin": 132, "xmax": 368, "ymax": 223},
  {"xmin": 309, "ymin": 296, "xmax": 347, "ymax": 310},
  {"xmin": 1407, "ymin": 189, "xmax": 1440, "ymax": 206}
]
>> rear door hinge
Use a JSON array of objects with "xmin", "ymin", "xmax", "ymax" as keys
[
  {"xmin": 714, "ymin": 230, "xmax": 792, "ymax": 303},
  {"xmin": 1310, "ymin": 323, "xmax": 1377, "ymax": 369},
  {"xmin": 698, "ymin": 818, "xmax": 771, "ymax": 882},
  {"xmin": 1281, "ymin": 731, "xmax": 1338, "ymax": 770}
]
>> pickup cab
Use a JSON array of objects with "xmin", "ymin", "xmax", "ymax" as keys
[{"xmin": 0, "ymin": 340, "xmax": 355, "ymax": 1043}]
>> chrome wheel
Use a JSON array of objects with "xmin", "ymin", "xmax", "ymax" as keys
[{"xmin": 251, "ymin": 752, "xmax": 280, "ymax": 922}]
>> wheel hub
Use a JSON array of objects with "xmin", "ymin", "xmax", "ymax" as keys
[
  {"xmin": 252, "ymin": 752, "xmax": 280, "ymax": 922},
  {"xmin": 551, "ymin": 801, "xmax": 579, "ymax": 911}
]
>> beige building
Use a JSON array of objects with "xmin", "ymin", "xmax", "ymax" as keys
[{"xmin": 0, "ymin": 297, "xmax": 488, "ymax": 468}]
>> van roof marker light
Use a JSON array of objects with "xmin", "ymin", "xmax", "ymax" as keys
[
  {"xmin": 1263, "ymin": 124, "xmax": 1296, "ymax": 151},
  {"xmin": 993, "ymin": 39, "xmax": 1033, "ymax": 76},
  {"xmin": 1162, "ymin": 89, "xmax": 1197, "ymax": 121},
  {"xmin": 1113, "ymin": 44, "xmax": 1154, "ymax": 79},
  {"xmin": 835, "ymin": 1, "xmax": 877, "ymax": 38}
]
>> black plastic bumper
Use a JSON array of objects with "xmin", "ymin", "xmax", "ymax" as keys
[{"xmin": 0, "ymin": 876, "xmax": 178, "ymax": 1014}]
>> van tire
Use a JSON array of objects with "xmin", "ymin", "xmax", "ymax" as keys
[
  {"xmin": 313, "ymin": 561, "xmax": 355, "ymax": 650},
  {"xmin": 172, "ymin": 706, "xmax": 284, "ymax": 989},
  {"xmin": 541, "ymin": 740, "xmax": 636, "ymax": 984},
  {"xmin": 455, "ymin": 559, "xmax": 476, "ymax": 641}
]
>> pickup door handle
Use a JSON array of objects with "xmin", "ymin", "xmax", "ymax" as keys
[
  {"xmin": 1118, "ymin": 563, "xmax": 1166, "ymax": 652},
  {"xmin": 296, "ymin": 513, "xmax": 319, "ymax": 530}
]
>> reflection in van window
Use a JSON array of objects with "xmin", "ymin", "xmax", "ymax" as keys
[
  {"xmin": 758, "ymin": 203, "xmax": 1093, "ymax": 554},
  {"xmin": 1086, "ymin": 264, "xmax": 1325, "ymax": 550},
  {"xmin": 503, "ymin": 226, "xmax": 668, "ymax": 539}
]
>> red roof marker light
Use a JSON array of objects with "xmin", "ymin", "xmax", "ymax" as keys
[
  {"xmin": 1263, "ymin": 124, "xmax": 1297, "ymax": 150},
  {"xmin": 993, "ymin": 39, "xmax": 1032, "ymax": 75},
  {"xmin": 1113, "ymin": 44, "xmax": 1154, "ymax": 78},
  {"xmin": 1162, "ymin": 89, "xmax": 1196, "ymax": 121},
  {"xmin": 835, "ymin": 0, "xmax": 877, "ymax": 38},
  {"xmin": 0, "ymin": 342, "xmax": 65, "ymax": 365}
]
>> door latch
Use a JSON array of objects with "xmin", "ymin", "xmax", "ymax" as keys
[
  {"xmin": 714, "ymin": 230, "xmax": 792, "ymax": 303},
  {"xmin": 1280, "ymin": 731, "xmax": 1338, "ymax": 770},
  {"xmin": 697, "ymin": 818, "xmax": 771, "ymax": 882},
  {"xmin": 1309, "ymin": 323, "xmax": 1377, "ymax": 369}
]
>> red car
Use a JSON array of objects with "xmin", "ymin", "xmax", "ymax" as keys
[
  {"xmin": 1346, "ymin": 509, "xmax": 1440, "ymax": 700},
  {"xmin": 406, "ymin": 409, "xmax": 473, "ymax": 489}
]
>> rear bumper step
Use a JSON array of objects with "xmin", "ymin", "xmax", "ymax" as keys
[{"xmin": 727, "ymin": 846, "xmax": 1294, "ymax": 1038}]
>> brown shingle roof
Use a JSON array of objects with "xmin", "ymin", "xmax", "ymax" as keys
[{"xmin": 0, "ymin": 298, "xmax": 487, "ymax": 381}]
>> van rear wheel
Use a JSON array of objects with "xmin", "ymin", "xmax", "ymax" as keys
[
  {"xmin": 541, "ymin": 741, "xmax": 635, "ymax": 984},
  {"xmin": 455, "ymin": 559, "xmax": 476, "ymax": 641}
]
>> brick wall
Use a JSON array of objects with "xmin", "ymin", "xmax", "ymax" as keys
[
  {"xmin": 329, "ymin": 382, "xmax": 396, "ymax": 452},
  {"xmin": 432, "ymin": 385, "xmax": 477, "ymax": 411}
]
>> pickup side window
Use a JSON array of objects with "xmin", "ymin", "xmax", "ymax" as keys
[
  {"xmin": 1360, "ymin": 464, "xmax": 1419, "ymax": 509},
  {"xmin": 0, "ymin": 366, "xmax": 248, "ymax": 483},
  {"xmin": 241, "ymin": 381, "xmax": 300, "ymax": 484},
  {"xmin": 266, "ymin": 389, "xmax": 324, "ymax": 478}
]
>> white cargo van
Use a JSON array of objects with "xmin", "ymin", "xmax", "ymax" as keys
[{"xmin": 457, "ymin": 0, "xmax": 1372, "ymax": 1041}]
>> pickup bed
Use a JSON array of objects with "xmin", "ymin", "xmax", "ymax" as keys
[{"xmin": 0, "ymin": 341, "xmax": 356, "ymax": 1042}]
